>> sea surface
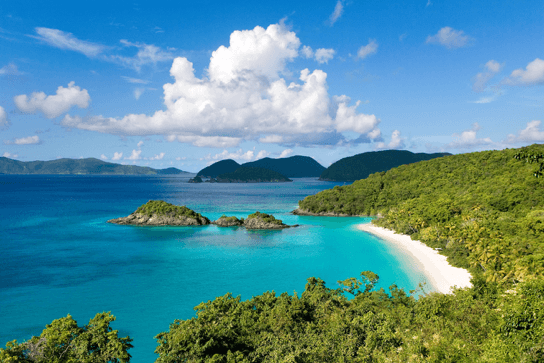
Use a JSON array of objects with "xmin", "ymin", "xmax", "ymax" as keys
[{"xmin": 0, "ymin": 174, "xmax": 430, "ymax": 362}]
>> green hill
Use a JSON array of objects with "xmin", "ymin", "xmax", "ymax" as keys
[
  {"xmin": 197, "ymin": 159, "xmax": 240, "ymax": 178},
  {"xmin": 243, "ymin": 155, "xmax": 325, "ymax": 177},
  {"xmin": 215, "ymin": 166, "xmax": 291, "ymax": 183},
  {"xmin": 0, "ymin": 157, "xmax": 188, "ymax": 175},
  {"xmin": 319, "ymin": 150, "xmax": 450, "ymax": 181}
]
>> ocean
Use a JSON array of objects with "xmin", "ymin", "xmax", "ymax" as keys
[{"xmin": 0, "ymin": 174, "xmax": 429, "ymax": 362}]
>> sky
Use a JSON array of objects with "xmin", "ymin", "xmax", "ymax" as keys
[{"xmin": 1, "ymin": 0, "xmax": 543, "ymax": 172}]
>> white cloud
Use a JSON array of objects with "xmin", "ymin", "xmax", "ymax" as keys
[
  {"xmin": 357, "ymin": 39, "xmax": 378, "ymax": 60},
  {"xmin": 314, "ymin": 48, "xmax": 335, "ymax": 64},
  {"xmin": 279, "ymin": 149, "xmax": 293, "ymax": 158},
  {"xmin": 137, "ymin": 140, "xmax": 144, "ymax": 148},
  {"xmin": 473, "ymin": 60, "xmax": 502, "ymax": 92},
  {"xmin": 0, "ymin": 106, "xmax": 9, "ymax": 129},
  {"xmin": 329, "ymin": 1, "xmax": 344, "ymax": 26},
  {"xmin": 14, "ymin": 81, "xmax": 90, "ymax": 119},
  {"xmin": 121, "ymin": 76, "xmax": 150, "ymax": 84},
  {"xmin": 505, "ymin": 120, "xmax": 544, "ymax": 143},
  {"xmin": 147, "ymin": 152, "xmax": 165, "ymax": 160},
  {"xmin": 376, "ymin": 130, "xmax": 405, "ymax": 150},
  {"xmin": 426, "ymin": 27, "xmax": 472, "ymax": 49},
  {"xmin": 471, "ymin": 96, "xmax": 495, "ymax": 104},
  {"xmin": 134, "ymin": 88, "xmax": 145, "ymax": 100},
  {"xmin": 504, "ymin": 58, "xmax": 544, "ymax": 86},
  {"xmin": 203, "ymin": 148, "xmax": 256, "ymax": 162},
  {"xmin": 426, "ymin": 0, "xmax": 432, "ymax": 6},
  {"xmin": 3, "ymin": 152, "xmax": 18, "ymax": 158},
  {"xmin": 100, "ymin": 154, "xmax": 108, "ymax": 160},
  {"xmin": 256, "ymin": 150, "xmax": 270, "ymax": 159},
  {"xmin": 301, "ymin": 45, "xmax": 314, "ymax": 58},
  {"xmin": 0, "ymin": 63, "xmax": 22, "ymax": 76},
  {"xmin": 5, "ymin": 135, "xmax": 41, "ymax": 145},
  {"xmin": 33, "ymin": 27, "xmax": 105, "ymax": 57},
  {"xmin": 126, "ymin": 149, "xmax": 142, "ymax": 160},
  {"xmin": 446, "ymin": 123, "xmax": 492, "ymax": 149},
  {"xmin": 61, "ymin": 23, "xmax": 381, "ymax": 147},
  {"xmin": 175, "ymin": 156, "xmax": 187, "ymax": 161},
  {"xmin": 110, "ymin": 40, "xmax": 174, "ymax": 72},
  {"xmin": 112, "ymin": 152, "xmax": 123, "ymax": 160}
]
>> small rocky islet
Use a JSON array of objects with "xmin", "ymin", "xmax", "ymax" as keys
[{"xmin": 108, "ymin": 200, "xmax": 296, "ymax": 230}]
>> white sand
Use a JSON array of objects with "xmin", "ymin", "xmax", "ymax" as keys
[{"xmin": 357, "ymin": 223, "xmax": 472, "ymax": 294}]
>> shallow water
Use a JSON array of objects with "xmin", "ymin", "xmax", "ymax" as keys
[{"xmin": 0, "ymin": 175, "xmax": 429, "ymax": 362}]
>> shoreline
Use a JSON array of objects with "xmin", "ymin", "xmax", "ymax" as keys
[{"xmin": 356, "ymin": 223, "xmax": 472, "ymax": 294}]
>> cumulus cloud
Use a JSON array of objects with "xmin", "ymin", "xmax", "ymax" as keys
[
  {"xmin": 134, "ymin": 88, "xmax": 145, "ymax": 100},
  {"xmin": 112, "ymin": 152, "xmax": 123, "ymax": 160},
  {"xmin": 504, "ymin": 58, "xmax": 544, "ymax": 86},
  {"xmin": 126, "ymin": 149, "xmax": 142, "ymax": 160},
  {"xmin": 329, "ymin": 1, "xmax": 344, "ymax": 26},
  {"xmin": 32, "ymin": 27, "xmax": 105, "ymax": 57},
  {"xmin": 0, "ymin": 63, "xmax": 22, "ymax": 76},
  {"xmin": 100, "ymin": 154, "xmax": 108, "ymax": 160},
  {"xmin": 357, "ymin": 39, "xmax": 378, "ymax": 60},
  {"xmin": 446, "ymin": 123, "xmax": 492, "ymax": 149},
  {"xmin": 0, "ymin": 106, "xmax": 9, "ymax": 129},
  {"xmin": 314, "ymin": 48, "xmax": 335, "ymax": 64},
  {"xmin": 137, "ymin": 140, "xmax": 144, "ymax": 148},
  {"xmin": 3, "ymin": 152, "xmax": 18, "ymax": 158},
  {"xmin": 61, "ymin": 23, "xmax": 381, "ymax": 148},
  {"xmin": 426, "ymin": 27, "xmax": 472, "ymax": 49},
  {"xmin": 505, "ymin": 120, "xmax": 544, "ymax": 143},
  {"xmin": 147, "ymin": 152, "xmax": 165, "ymax": 160},
  {"xmin": 376, "ymin": 130, "xmax": 405, "ymax": 150},
  {"xmin": 14, "ymin": 82, "xmax": 90, "ymax": 118},
  {"xmin": 203, "ymin": 148, "xmax": 258, "ymax": 162},
  {"xmin": 279, "ymin": 149, "xmax": 293, "ymax": 158},
  {"xmin": 301, "ymin": 45, "xmax": 314, "ymax": 58},
  {"xmin": 473, "ymin": 60, "xmax": 502, "ymax": 92},
  {"xmin": 5, "ymin": 135, "xmax": 41, "ymax": 145}
]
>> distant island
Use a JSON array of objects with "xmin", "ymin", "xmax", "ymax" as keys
[
  {"xmin": 319, "ymin": 150, "xmax": 450, "ymax": 181},
  {"xmin": 211, "ymin": 167, "xmax": 291, "ymax": 183},
  {"xmin": 108, "ymin": 200, "xmax": 295, "ymax": 229},
  {"xmin": 196, "ymin": 155, "xmax": 325, "ymax": 182},
  {"xmin": 0, "ymin": 157, "xmax": 189, "ymax": 175}
]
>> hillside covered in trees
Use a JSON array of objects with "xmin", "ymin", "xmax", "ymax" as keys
[
  {"xmin": 3, "ymin": 145, "xmax": 544, "ymax": 362},
  {"xmin": 0, "ymin": 157, "xmax": 187, "ymax": 175},
  {"xmin": 215, "ymin": 166, "xmax": 291, "ymax": 183},
  {"xmin": 319, "ymin": 150, "xmax": 450, "ymax": 181},
  {"xmin": 244, "ymin": 155, "xmax": 325, "ymax": 177}
]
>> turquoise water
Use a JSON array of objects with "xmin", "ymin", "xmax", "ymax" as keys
[{"xmin": 0, "ymin": 175, "xmax": 429, "ymax": 362}]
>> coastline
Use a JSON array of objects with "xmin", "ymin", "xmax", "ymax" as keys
[{"xmin": 357, "ymin": 223, "xmax": 472, "ymax": 294}]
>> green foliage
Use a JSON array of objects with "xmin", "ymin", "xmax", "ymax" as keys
[
  {"xmin": 319, "ymin": 150, "xmax": 450, "ymax": 181},
  {"xmin": 218, "ymin": 215, "xmax": 241, "ymax": 222},
  {"xmin": 0, "ymin": 312, "xmax": 132, "ymax": 362},
  {"xmin": 135, "ymin": 200, "xmax": 206, "ymax": 222},
  {"xmin": 246, "ymin": 211, "xmax": 283, "ymax": 225},
  {"xmin": 243, "ymin": 156, "xmax": 325, "ymax": 178},
  {"xmin": 300, "ymin": 144, "xmax": 544, "ymax": 285},
  {"xmin": 216, "ymin": 167, "xmax": 291, "ymax": 183}
]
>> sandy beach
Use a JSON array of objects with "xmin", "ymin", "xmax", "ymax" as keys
[{"xmin": 357, "ymin": 223, "xmax": 472, "ymax": 294}]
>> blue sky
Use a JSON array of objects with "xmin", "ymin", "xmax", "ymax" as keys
[{"xmin": 1, "ymin": 0, "xmax": 543, "ymax": 172}]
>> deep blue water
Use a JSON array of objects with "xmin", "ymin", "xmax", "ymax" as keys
[{"xmin": 0, "ymin": 175, "xmax": 429, "ymax": 362}]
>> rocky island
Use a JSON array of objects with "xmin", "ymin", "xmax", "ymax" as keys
[
  {"xmin": 213, "ymin": 215, "xmax": 244, "ymax": 227},
  {"xmin": 108, "ymin": 200, "xmax": 210, "ymax": 226},
  {"xmin": 243, "ymin": 211, "xmax": 294, "ymax": 229}
]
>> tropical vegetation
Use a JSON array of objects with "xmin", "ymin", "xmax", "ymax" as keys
[{"xmin": 135, "ymin": 200, "xmax": 207, "ymax": 223}]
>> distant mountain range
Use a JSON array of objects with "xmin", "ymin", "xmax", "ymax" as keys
[
  {"xmin": 319, "ymin": 150, "xmax": 451, "ymax": 181},
  {"xmin": 197, "ymin": 156, "xmax": 325, "ymax": 179},
  {"xmin": 0, "ymin": 157, "xmax": 189, "ymax": 175}
]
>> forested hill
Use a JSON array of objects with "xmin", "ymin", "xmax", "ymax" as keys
[
  {"xmin": 215, "ymin": 166, "xmax": 291, "ymax": 183},
  {"xmin": 300, "ymin": 144, "xmax": 544, "ymax": 284},
  {"xmin": 197, "ymin": 159, "xmax": 240, "ymax": 178},
  {"xmin": 243, "ymin": 155, "xmax": 325, "ymax": 177},
  {"xmin": 319, "ymin": 150, "xmax": 450, "ymax": 181},
  {"xmin": 0, "ymin": 157, "xmax": 187, "ymax": 175}
]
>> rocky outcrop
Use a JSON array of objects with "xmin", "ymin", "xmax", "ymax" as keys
[
  {"xmin": 188, "ymin": 176, "xmax": 203, "ymax": 183},
  {"xmin": 243, "ymin": 211, "xmax": 295, "ymax": 230},
  {"xmin": 108, "ymin": 213, "xmax": 210, "ymax": 226},
  {"xmin": 213, "ymin": 216, "xmax": 243, "ymax": 227},
  {"xmin": 108, "ymin": 200, "xmax": 210, "ymax": 226}
]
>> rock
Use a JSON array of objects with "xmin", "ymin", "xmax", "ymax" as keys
[
  {"xmin": 243, "ymin": 211, "xmax": 291, "ymax": 230},
  {"xmin": 188, "ymin": 176, "xmax": 203, "ymax": 183},
  {"xmin": 213, "ymin": 216, "xmax": 243, "ymax": 227},
  {"xmin": 108, "ymin": 200, "xmax": 210, "ymax": 226}
]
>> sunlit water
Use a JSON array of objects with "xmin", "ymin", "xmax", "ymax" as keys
[{"xmin": 0, "ymin": 175, "xmax": 429, "ymax": 362}]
